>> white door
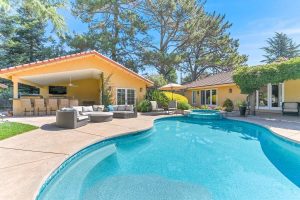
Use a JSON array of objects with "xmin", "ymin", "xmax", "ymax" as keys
[{"xmin": 256, "ymin": 83, "xmax": 284, "ymax": 110}]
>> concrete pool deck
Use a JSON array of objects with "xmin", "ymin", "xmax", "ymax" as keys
[{"xmin": 0, "ymin": 113, "xmax": 300, "ymax": 200}]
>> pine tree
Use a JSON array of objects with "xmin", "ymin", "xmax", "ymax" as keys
[
  {"xmin": 72, "ymin": 0, "xmax": 147, "ymax": 72},
  {"xmin": 261, "ymin": 32, "xmax": 300, "ymax": 63},
  {"xmin": 0, "ymin": 7, "xmax": 51, "ymax": 67},
  {"xmin": 141, "ymin": 0, "xmax": 200, "ymax": 83},
  {"xmin": 179, "ymin": 13, "xmax": 247, "ymax": 82}
]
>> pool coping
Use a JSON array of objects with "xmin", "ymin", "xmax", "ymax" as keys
[{"xmin": 34, "ymin": 115, "xmax": 300, "ymax": 199}]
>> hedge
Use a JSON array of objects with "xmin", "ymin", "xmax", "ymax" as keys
[{"xmin": 162, "ymin": 92, "xmax": 189, "ymax": 104}]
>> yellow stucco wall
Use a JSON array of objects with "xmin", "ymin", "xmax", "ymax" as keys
[
  {"xmin": 185, "ymin": 84, "xmax": 247, "ymax": 109},
  {"xmin": 284, "ymin": 79, "xmax": 300, "ymax": 102},
  {"xmin": 1, "ymin": 55, "xmax": 150, "ymax": 115}
]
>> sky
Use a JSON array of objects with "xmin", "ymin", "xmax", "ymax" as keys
[
  {"xmin": 61, "ymin": 0, "xmax": 300, "ymax": 66},
  {"xmin": 205, "ymin": 0, "xmax": 300, "ymax": 65}
]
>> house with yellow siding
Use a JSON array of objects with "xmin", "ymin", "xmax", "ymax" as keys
[
  {"xmin": 0, "ymin": 50, "xmax": 153, "ymax": 116},
  {"xmin": 184, "ymin": 72, "xmax": 300, "ymax": 112}
]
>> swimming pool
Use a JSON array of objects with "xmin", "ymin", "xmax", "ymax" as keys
[{"xmin": 37, "ymin": 117, "xmax": 300, "ymax": 200}]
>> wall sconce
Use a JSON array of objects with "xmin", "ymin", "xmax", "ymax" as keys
[
  {"xmin": 229, "ymin": 88, "xmax": 232, "ymax": 93},
  {"xmin": 140, "ymin": 87, "xmax": 143, "ymax": 92},
  {"xmin": 197, "ymin": 91, "xmax": 200, "ymax": 95}
]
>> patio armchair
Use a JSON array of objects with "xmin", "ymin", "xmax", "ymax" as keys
[
  {"xmin": 58, "ymin": 99, "xmax": 69, "ymax": 109},
  {"xmin": 282, "ymin": 102, "xmax": 300, "ymax": 116},
  {"xmin": 20, "ymin": 99, "xmax": 34, "ymax": 116},
  {"xmin": 168, "ymin": 100, "xmax": 177, "ymax": 114},
  {"xmin": 46, "ymin": 98, "xmax": 58, "ymax": 115},
  {"xmin": 150, "ymin": 101, "xmax": 164, "ymax": 113},
  {"xmin": 56, "ymin": 109, "xmax": 89, "ymax": 129},
  {"xmin": 34, "ymin": 99, "xmax": 47, "ymax": 116}
]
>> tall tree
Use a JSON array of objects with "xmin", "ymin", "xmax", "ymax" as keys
[
  {"xmin": 261, "ymin": 32, "xmax": 300, "ymax": 63},
  {"xmin": 72, "ymin": 0, "xmax": 147, "ymax": 72},
  {"xmin": 180, "ymin": 13, "xmax": 247, "ymax": 82},
  {"xmin": 141, "ymin": 0, "xmax": 200, "ymax": 82},
  {"xmin": 0, "ymin": 0, "xmax": 67, "ymax": 36},
  {"xmin": 0, "ymin": 7, "xmax": 53, "ymax": 67}
]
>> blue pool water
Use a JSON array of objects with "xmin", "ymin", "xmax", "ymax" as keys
[
  {"xmin": 37, "ymin": 117, "xmax": 300, "ymax": 200},
  {"xmin": 189, "ymin": 109, "xmax": 223, "ymax": 120}
]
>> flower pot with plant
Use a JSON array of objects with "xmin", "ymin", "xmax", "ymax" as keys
[{"xmin": 237, "ymin": 100, "xmax": 247, "ymax": 116}]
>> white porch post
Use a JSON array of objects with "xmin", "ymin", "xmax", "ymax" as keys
[{"xmin": 12, "ymin": 78, "xmax": 19, "ymax": 98}]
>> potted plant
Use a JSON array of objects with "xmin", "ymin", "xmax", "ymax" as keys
[{"xmin": 237, "ymin": 100, "xmax": 247, "ymax": 116}]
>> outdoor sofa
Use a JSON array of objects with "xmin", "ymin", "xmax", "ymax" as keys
[
  {"xmin": 110, "ymin": 105, "xmax": 137, "ymax": 118},
  {"xmin": 282, "ymin": 102, "xmax": 300, "ymax": 115}
]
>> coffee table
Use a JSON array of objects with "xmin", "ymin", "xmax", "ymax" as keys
[{"xmin": 88, "ymin": 112, "xmax": 113, "ymax": 122}]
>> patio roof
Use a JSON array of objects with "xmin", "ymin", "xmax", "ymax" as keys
[{"xmin": 0, "ymin": 50, "xmax": 153, "ymax": 85}]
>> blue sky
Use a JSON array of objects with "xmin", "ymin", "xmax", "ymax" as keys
[
  {"xmin": 62, "ymin": 0, "xmax": 300, "ymax": 66},
  {"xmin": 205, "ymin": 0, "xmax": 300, "ymax": 65}
]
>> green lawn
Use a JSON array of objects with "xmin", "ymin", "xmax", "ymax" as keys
[{"xmin": 0, "ymin": 122, "xmax": 38, "ymax": 140}]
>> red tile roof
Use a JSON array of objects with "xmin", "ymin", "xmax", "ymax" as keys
[
  {"xmin": 0, "ymin": 50, "xmax": 153, "ymax": 85},
  {"xmin": 184, "ymin": 72, "xmax": 234, "ymax": 88}
]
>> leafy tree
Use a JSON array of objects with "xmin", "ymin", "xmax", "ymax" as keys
[
  {"xmin": 0, "ymin": 7, "xmax": 54, "ymax": 67},
  {"xmin": 261, "ymin": 32, "xmax": 300, "ymax": 63},
  {"xmin": 180, "ymin": 13, "xmax": 247, "ymax": 81},
  {"xmin": 145, "ymin": 74, "xmax": 168, "ymax": 88},
  {"xmin": 0, "ymin": 0, "xmax": 67, "ymax": 36},
  {"xmin": 72, "ymin": 0, "xmax": 147, "ymax": 72},
  {"xmin": 141, "ymin": 0, "xmax": 200, "ymax": 82}
]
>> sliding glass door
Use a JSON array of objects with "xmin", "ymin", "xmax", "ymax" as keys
[
  {"xmin": 200, "ymin": 89, "xmax": 217, "ymax": 106},
  {"xmin": 256, "ymin": 83, "xmax": 283, "ymax": 109},
  {"xmin": 117, "ymin": 88, "xmax": 136, "ymax": 105}
]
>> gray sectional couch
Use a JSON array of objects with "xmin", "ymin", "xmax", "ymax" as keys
[{"xmin": 111, "ymin": 105, "xmax": 137, "ymax": 119}]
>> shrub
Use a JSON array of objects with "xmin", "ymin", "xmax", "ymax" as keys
[
  {"xmin": 223, "ymin": 99, "xmax": 234, "ymax": 112},
  {"xmin": 200, "ymin": 105, "xmax": 209, "ymax": 110},
  {"xmin": 178, "ymin": 102, "xmax": 192, "ymax": 110},
  {"xmin": 137, "ymin": 100, "xmax": 151, "ymax": 112},
  {"xmin": 146, "ymin": 89, "xmax": 169, "ymax": 108},
  {"xmin": 162, "ymin": 92, "xmax": 188, "ymax": 104}
]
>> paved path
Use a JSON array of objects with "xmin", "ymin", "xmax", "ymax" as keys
[
  {"xmin": 0, "ymin": 114, "xmax": 165, "ymax": 200},
  {"xmin": 0, "ymin": 113, "xmax": 299, "ymax": 200}
]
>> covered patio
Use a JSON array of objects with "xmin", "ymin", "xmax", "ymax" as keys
[{"xmin": 0, "ymin": 51, "xmax": 153, "ymax": 116}]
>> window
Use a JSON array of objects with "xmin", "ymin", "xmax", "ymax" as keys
[
  {"xmin": 117, "ymin": 88, "xmax": 136, "ymax": 105},
  {"xmin": 201, "ymin": 90, "xmax": 205, "ymax": 105},
  {"xmin": 212, "ymin": 90, "xmax": 217, "ymax": 105},
  {"xmin": 117, "ymin": 89, "xmax": 126, "ymax": 105},
  {"xmin": 200, "ymin": 89, "xmax": 217, "ymax": 105},
  {"xmin": 192, "ymin": 91, "xmax": 197, "ymax": 105},
  {"xmin": 127, "ymin": 89, "xmax": 135, "ymax": 105}
]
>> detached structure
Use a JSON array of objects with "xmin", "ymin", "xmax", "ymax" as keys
[
  {"xmin": 0, "ymin": 50, "xmax": 153, "ymax": 116},
  {"xmin": 184, "ymin": 72, "xmax": 300, "ymax": 112}
]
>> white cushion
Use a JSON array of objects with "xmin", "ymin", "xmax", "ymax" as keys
[
  {"xmin": 77, "ymin": 116, "xmax": 89, "ymax": 121},
  {"xmin": 72, "ymin": 106, "xmax": 83, "ymax": 116},
  {"xmin": 112, "ymin": 105, "xmax": 118, "ymax": 111},
  {"xmin": 117, "ymin": 105, "xmax": 126, "ymax": 111},
  {"xmin": 125, "ymin": 105, "xmax": 133, "ymax": 111},
  {"xmin": 61, "ymin": 108, "xmax": 75, "ymax": 111},
  {"xmin": 93, "ymin": 105, "xmax": 105, "ymax": 111},
  {"xmin": 284, "ymin": 103, "xmax": 298, "ymax": 109},
  {"xmin": 82, "ymin": 106, "xmax": 94, "ymax": 112}
]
